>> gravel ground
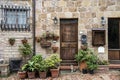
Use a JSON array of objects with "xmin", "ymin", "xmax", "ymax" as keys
[{"xmin": 0, "ymin": 70, "xmax": 120, "ymax": 80}]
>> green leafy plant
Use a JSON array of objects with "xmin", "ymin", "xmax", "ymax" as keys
[
  {"xmin": 87, "ymin": 54, "xmax": 98, "ymax": 70},
  {"xmin": 19, "ymin": 43, "xmax": 32, "ymax": 63},
  {"xmin": 98, "ymin": 59, "xmax": 109, "ymax": 65},
  {"xmin": 75, "ymin": 49, "xmax": 92, "ymax": 62},
  {"xmin": 45, "ymin": 54, "xmax": 62, "ymax": 69},
  {"xmin": 19, "ymin": 43, "xmax": 32, "ymax": 56},
  {"xmin": 31, "ymin": 55, "xmax": 43, "ymax": 64},
  {"xmin": 36, "ymin": 60, "xmax": 48, "ymax": 72},
  {"xmin": 22, "ymin": 61, "xmax": 37, "ymax": 72}
]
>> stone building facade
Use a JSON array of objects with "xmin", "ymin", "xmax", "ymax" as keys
[{"xmin": 0, "ymin": 0, "xmax": 120, "ymax": 62}]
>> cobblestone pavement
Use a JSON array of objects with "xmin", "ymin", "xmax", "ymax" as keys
[{"xmin": 0, "ymin": 70, "xmax": 120, "ymax": 80}]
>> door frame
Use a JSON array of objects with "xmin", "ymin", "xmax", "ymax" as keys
[{"xmin": 60, "ymin": 18, "xmax": 78, "ymax": 60}]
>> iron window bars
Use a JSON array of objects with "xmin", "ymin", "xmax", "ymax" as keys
[{"xmin": 0, "ymin": 5, "xmax": 30, "ymax": 31}]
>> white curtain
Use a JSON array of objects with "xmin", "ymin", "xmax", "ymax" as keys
[
  {"xmin": 18, "ymin": 11, "xmax": 26, "ymax": 25},
  {"xmin": 6, "ymin": 10, "xmax": 16, "ymax": 24},
  {"xmin": 6, "ymin": 10, "xmax": 26, "ymax": 25}
]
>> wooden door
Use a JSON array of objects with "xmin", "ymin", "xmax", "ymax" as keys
[
  {"xmin": 108, "ymin": 18, "xmax": 120, "ymax": 63},
  {"xmin": 60, "ymin": 19, "xmax": 78, "ymax": 60}
]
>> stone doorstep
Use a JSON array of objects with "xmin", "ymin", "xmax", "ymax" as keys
[
  {"xmin": 109, "ymin": 64, "xmax": 120, "ymax": 69},
  {"xmin": 60, "ymin": 66, "xmax": 78, "ymax": 70}
]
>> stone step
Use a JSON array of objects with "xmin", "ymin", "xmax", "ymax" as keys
[
  {"xmin": 109, "ymin": 64, "xmax": 120, "ymax": 69},
  {"xmin": 61, "ymin": 62, "xmax": 78, "ymax": 66},
  {"xmin": 61, "ymin": 60, "xmax": 77, "ymax": 63},
  {"xmin": 61, "ymin": 60, "xmax": 78, "ymax": 66},
  {"xmin": 109, "ymin": 60, "xmax": 120, "ymax": 64},
  {"xmin": 60, "ymin": 65, "xmax": 78, "ymax": 70}
]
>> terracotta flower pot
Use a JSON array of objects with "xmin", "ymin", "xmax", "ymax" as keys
[
  {"xmin": 35, "ymin": 37, "xmax": 41, "ymax": 43},
  {"xmin": 21, "ymin": 38, "xmax": 28, "ymax": 44},
  {"xmin": 52, "ymin": 47, "xmax": 58, "ymax": 53},
  {"xmin": 27, "ymin": 72, "xmax": 35, "ymax": 79},
  {"xmin": 9, "ymin": 41, "xmax": 15, "ymax": 46},
  {"xmin": 81, "ymin": 45, "xmax": 87, "ymax": 50},
  {"xmin": 39, "ymin": 71, "xmax": 47, "ymax": 79},
  {"xmin": 79, "ymin": 61, "xmax": 87, "ymax": 71},
  {"xmin": 50, "ymin": 68, "xmax": 59, "ymax": 78},
  {"xmin": 53, "ymin": 36, "xmax": 59, "ymax": 41},
  {"xmin": 40, "ymin": 41, "xmax": 51, "ymax": 48},
  {"xmin": 18, "ymin": 71, "xmax": 26, "ymax": 79}
]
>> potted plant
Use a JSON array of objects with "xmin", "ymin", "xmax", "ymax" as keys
[
  {"xmin": 87, "ymin": 54, "xmax": 98, "ymax": 74},
  {"xmin": 40, "ymin": 39, "xmax": 51, "ymax": 48},
  {"xmin": 35, "ymin": 37, "xmax": 41, "ymax": 43},
  {"xmin": 21, "ymin": 37, "xmax": 28, "ymax": 44},
  {"xmin": 31, "ymin": 54, "xmax": 43, "ymax": 64},
  {"xmin": 19, "ymin": 43, "xmax": 32, "ymax": 63},
  {"xmin": 8, "ymin": 38, "xmax": 15, "ymax": 46},
  {"xmin": 97, "ymin": 59, "xmax": 109, "ymax": 72},
  {"xmin": 53, "ymin": 34, "xmax": 59, "ymax": 41},
  {"xmin": 75, "ymin": 49, "xmax": 89, "ymax": 73},
  {"xmin": 46, "ymin": 54, "xmax": 62, "ymax": 78},
  {"xmin": 18, "ymin": 64, "xmax": 27, "ymax": 79},
  {"xmin": 81, "ymin": 44, "xmax": 87, "ymax": 50},
  {"xmin": 36, "ymin": 60, "xmax": 48, "ymax": 79},
  {"xmin": 24, "ymin": 61, "xmax": 37, "ymax": 79},
  {"xmin": 52, "ymin": 46, "xmax": 58, "ymax": 53}
]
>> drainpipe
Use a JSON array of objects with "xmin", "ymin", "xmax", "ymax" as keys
[{"xmin": 32, "ymin": 0, "xmax": 36, "ymax": 56}]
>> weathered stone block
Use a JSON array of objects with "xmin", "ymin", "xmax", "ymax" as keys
[
  {"xmin": 47, "ymin": 7, "xmax": 55, "ymax": 13},
  {"xmin": 81, "ymin": 0, "xmax": 91, "ymax": 7},
  {"xmin": 58, "ymin": 0, "xmax": 67, "ymax": 7},
  {"xmin": 116, "ymin": 6, "xmax": 120, "ymax": 11},
  {"xmin": 75, "ymin": 1, "xmax": 81, "ymax": 7},
  {"xmin": 56, "ymin": 7, "xmax": 62, "ymax": 12},
  {"xmin": 78, "ymin": 7, "xmax": 86, "ymax": 12},
  {"xmin": 67, "ymin": 1, "xmax": 75, "ymax": 7},
  {"xmin": 69, "ymin": 7, "xmax": 77, "ymax": 12},
  {"xmin": 100, "ymin": 6, "xmax": 107, "ymax": 11}
]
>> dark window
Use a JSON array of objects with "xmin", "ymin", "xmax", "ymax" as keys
[
  {"xmin": 108, "ymin": 18, "xmax": 120, "ymax": 49},
  {"xmin": 0, "ymin": 5, "xmax": 30, "ymax": 31}
]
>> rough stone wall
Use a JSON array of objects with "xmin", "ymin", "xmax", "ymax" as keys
[
  {"xmin": 35, "ymin": 0, "xmax": 120, "ymax": 60},
  {"xmin": 1, "ymin": 0, "xmax": 120, "ymax": 61},
  {"xmin": 0, "ymin": 0, "xmax": 32, "ymax": 62}
]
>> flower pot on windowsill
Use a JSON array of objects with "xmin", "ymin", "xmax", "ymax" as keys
[{"xmin": 52, "ymin": 47, "xmax": 58, "ymax": 53}]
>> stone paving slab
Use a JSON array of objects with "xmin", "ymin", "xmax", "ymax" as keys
[{"xmin": 0, "ymin": 70, "xmax": 120, "ymax": 80}]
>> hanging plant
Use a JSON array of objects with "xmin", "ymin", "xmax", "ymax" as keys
[
  {"xmin": 52, "ymin": 46, "xmax": 58, "ymax": 53},
  {"xmin": 21, "ymin": 38, "xmax": 28, "ymax": 44},
  {"xmin": 8, "ymin": 38, "xmax": 15, "ymax": 46},
  {"xmin": 53, "ymin": 34, "xmax": 59, "ymax": 41},
  {"xmin": 40, "ymin": 39, "xmax": 51, "ymax": 48},
  {"xmin": 35, "ymin": 37, "xmax": 41, "ymax": 43}
]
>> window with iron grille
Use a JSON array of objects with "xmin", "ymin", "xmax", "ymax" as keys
[{"xmin": 0, "ymin": 5, "xmax": 30, "ymax": 31}]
